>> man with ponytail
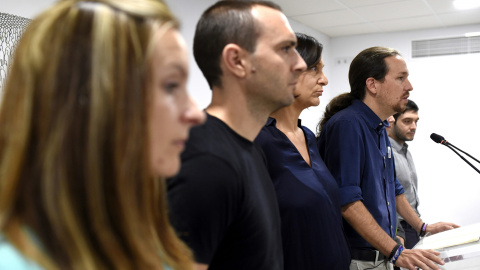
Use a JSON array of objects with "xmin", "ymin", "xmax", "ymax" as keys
[{"xmin": 317, "ymin": 47, "xmax": 458, "ymax": 270}]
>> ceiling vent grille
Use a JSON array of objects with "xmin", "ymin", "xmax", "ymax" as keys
[{"xmin": 412, "ymin": 36, "xmax": 480, "ymax": 58}]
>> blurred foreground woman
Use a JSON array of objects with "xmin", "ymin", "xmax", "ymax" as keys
[{"xmin": 0, "ymin": 0, "xmax": 204, "ymax": 269}]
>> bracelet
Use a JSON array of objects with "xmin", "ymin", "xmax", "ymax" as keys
[
  {"xmin": 391, "ymin": 245, "xmax": 404, "ymax": 265},
  {"xmin": 394, "ymin": 236, "xmax": 402, "ymax": 246},
  {"xmin": 388, "ymin": 243, "xmax": 401, "ymax": 260},
  {"xmin": 419, "ymin": 223, "xmax": 428, "ymax": 237}
]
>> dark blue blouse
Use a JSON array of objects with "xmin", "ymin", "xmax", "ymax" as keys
[
  {"xmin": 317, "ymin": 99, "xmax": 404, "ymax": 250},
  {"xmin": 255, "ymin": 117, "xmax": 350, "ymax": 270}
]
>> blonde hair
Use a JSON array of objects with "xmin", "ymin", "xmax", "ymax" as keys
[{"xmin": 0, "ymin": 0, "xmax": 193, "ymax": 269}]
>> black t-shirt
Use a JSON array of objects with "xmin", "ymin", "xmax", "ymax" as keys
[{"xmin": 167, "ymin": 114, "xmax": 283, "ymax": 270}]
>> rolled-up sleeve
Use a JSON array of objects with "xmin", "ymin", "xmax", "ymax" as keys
[{"xmin": 319, "ymin": 119, "xmax": 365, "ymax": 206}]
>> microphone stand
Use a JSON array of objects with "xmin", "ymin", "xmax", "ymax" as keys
[
  {"xmin": 447, "ymin": 142, "xmax": 480, "ymax": 164},
  {"xmin": 443, "ymin": 143, "xmax": 480, "ymax": 174}
]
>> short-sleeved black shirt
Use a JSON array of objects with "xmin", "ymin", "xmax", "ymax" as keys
[{"xmin": 167, "ymin": 114, "xmax": 283, "ymax": 270}]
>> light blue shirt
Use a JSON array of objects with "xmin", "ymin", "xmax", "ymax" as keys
[
  {"xmin": 0, "ymin": 235, "xmax": 173, "ymax": 270},
  {"xmin": 0, "ymin": 235, "xmax": 44, "ymax": 270}
]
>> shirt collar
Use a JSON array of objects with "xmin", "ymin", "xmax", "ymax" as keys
[
  {"xmin": 266, "ymin": 117, "xmax": 276, "ymax": 126},
  {"xmin": 402, "ymin": 141, "xmax": 409, "ymax": 153},
  {"xmin": 389, "ymin": 137, "xmax": 409, "ymax": 152},
  {"xmin": 266, "ymin": 117, "xmax": 302, "ymax": 128},
  {"xmin": 351, "ymin": 100, "xmax": 386, "ymax": 133}
]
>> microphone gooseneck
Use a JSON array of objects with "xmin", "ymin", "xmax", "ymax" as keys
[{"xmin": 430, "ymin": 133, "xmax": 480, "ymax": 174}]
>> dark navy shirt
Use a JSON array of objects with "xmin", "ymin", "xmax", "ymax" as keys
[
  {"xmin": 255, "ymin": 118, "xmax": 350, "ymax": 270},
  {"xmin": 318, "ymin": 100, "xmax": 404, "ymax": 250}
]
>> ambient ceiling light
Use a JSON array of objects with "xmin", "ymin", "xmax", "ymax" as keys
[
  {"xmin": 465, "ymin": 32, "xmax": 480, "ymax": 37},
  {"xmin": 453, "ymin": 0, "xmax": 480, "ymax": 10}
]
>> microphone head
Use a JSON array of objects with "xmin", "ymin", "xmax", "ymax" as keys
[{"xmin": 430, "ymin": 133, "xmax": 446, "ymax": 144}]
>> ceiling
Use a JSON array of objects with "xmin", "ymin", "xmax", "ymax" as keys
[
  {"xmin": 2, "ymin": 0, "xmax": 480, "ymax": 38},
  {"xmin": 272, "ymin": 0, "xmax": 480, "ymax": 37}
]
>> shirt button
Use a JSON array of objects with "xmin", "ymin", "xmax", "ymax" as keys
[{"xmin": 387, "ymin": 202, "xmax": 390, "ymax": 205}]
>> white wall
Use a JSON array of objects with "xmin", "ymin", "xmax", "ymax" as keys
[
  {"xmin": 1, "ymin": 0, "xmax": 55, "ymax": 19},
  {"xmin": 163, "ymin": 0, "xmax": 216, "ymax": 110},
  {"xmin": 325, "ymin": 24, "xmax": 480, "ymax": 226}
]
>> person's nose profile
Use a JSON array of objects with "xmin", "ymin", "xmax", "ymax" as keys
[
  {"xmin": 294, "ymin": 51, "xmax": 307, "ymax": 74},
  {"xmin": 183, "ymin": 96, "xmax": 206, "ymax": 126}
]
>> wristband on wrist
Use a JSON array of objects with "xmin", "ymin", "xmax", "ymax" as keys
[
  {"xmin": 388, "ymin": 243, "xmax": 401, "ymax": 261},
  {"xmin": 391, "ymin": 245, "xmax": 404, "ymax": 265},
  {"xmin": 394, "ymin": 236, "xmax": 402, "ymax": 246},
  {"xmin": 419, "ymin": 223, "xmax": 428, "ymax": 237}
]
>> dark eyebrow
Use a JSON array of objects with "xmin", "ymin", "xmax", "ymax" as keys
[{"xmin": 281, "ymin": 40, "xmax": 297, "ymax": 47}]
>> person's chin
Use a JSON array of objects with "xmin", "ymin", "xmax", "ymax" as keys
[
  {"xmin": 282, "ymin": 93, "xmax": 295, "ymax": 107},
  {"xmin": 309, "ymin": 97, "xmax": 320, "ymax": 107},
  {"xmin": 155, "ymin": 159, "xmax": 181, "ymax": 179}
]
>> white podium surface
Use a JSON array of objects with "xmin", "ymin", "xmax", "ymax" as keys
[{"xmin": 412, "ymin": 222, "xmax": 480, "ymax": 270}]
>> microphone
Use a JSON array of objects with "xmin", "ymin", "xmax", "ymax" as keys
[
  {"xmin": 430, "ymin": 133, "xmax": 480, "ymax": 174},
  {"xmin": 430, "ymin": 133, "xmax": 449, "ymax": 145}
]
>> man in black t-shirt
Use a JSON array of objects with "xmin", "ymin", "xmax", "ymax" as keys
[{"xmin": 167, "ymin": 1, "xmax": 306, "ymax": 269}]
